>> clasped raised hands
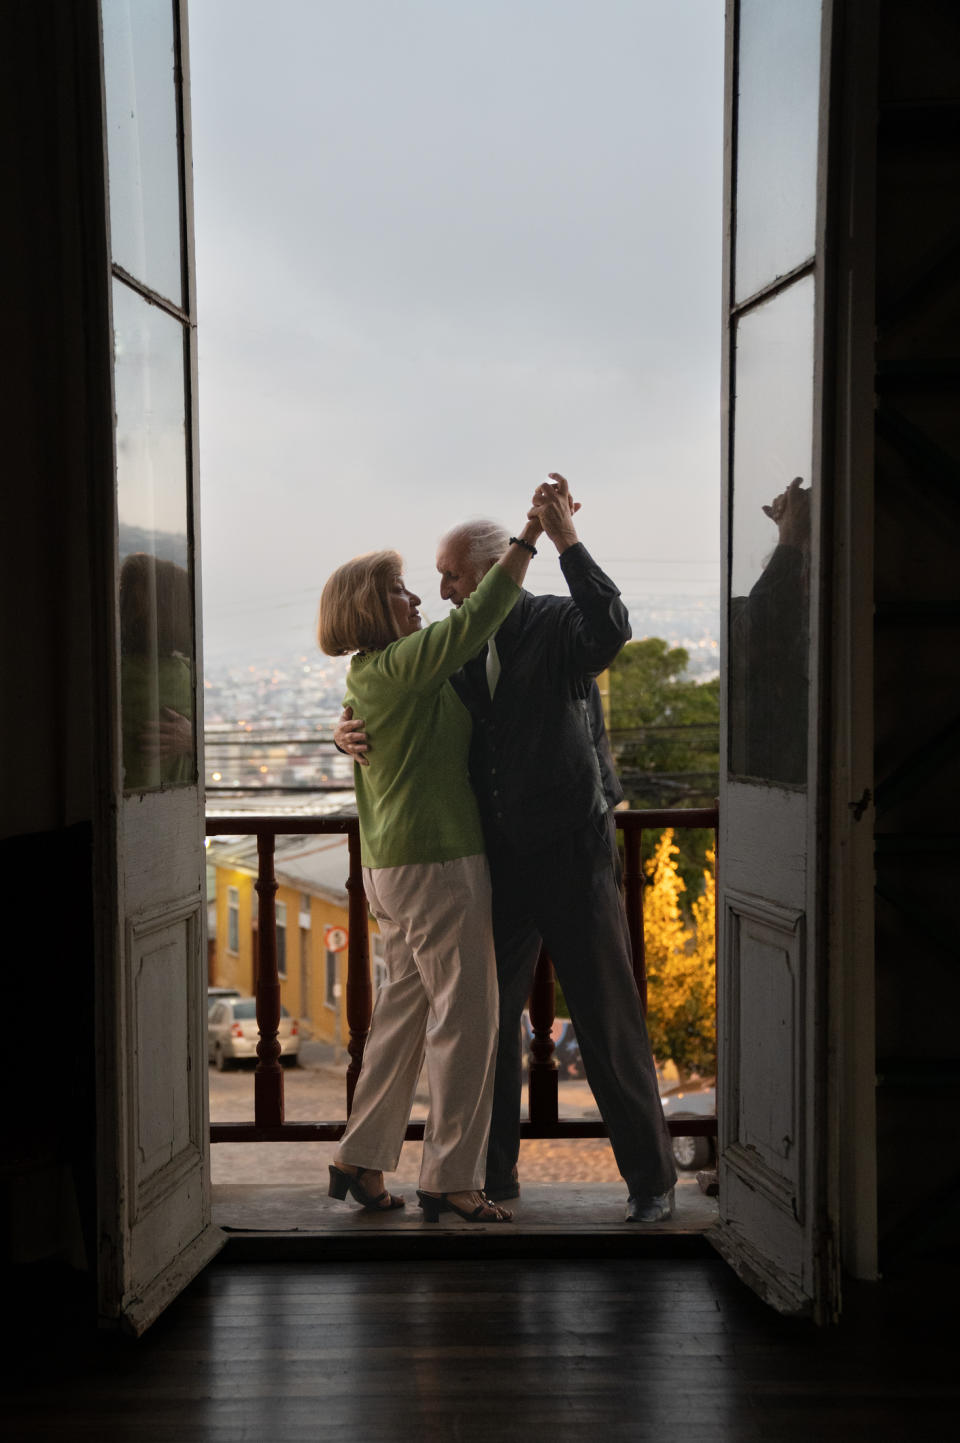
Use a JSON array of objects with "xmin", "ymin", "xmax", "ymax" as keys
[
  {"xmin": 762, "ymin": 475, "xmax": 810, "ymax": 551},
  {"xmin": 529, "ymin": 472, "xmax": 581, "ymax": 553}
]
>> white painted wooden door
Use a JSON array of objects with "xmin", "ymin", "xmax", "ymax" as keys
[
  {"xmin": 715, "ymin": 0, "xmax": 838, "ymax": 1318},
  {"xmin": 97, "ymin": 0, "xmax": 221, "ymax": 1334}
]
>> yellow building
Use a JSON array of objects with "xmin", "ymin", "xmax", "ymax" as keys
[{"xmin": 208, "ymin": 832, "xmax": 382, "ymax": 1052}]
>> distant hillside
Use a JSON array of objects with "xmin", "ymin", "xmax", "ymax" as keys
[
  {"xmin": 201, "ymin": 589, "xmax": 721, "ymax": 677},
  {"xmin": 118, "ymin": 524, "xmax": 188, "ymax": 568},
  {"xmin": 625, "ymin": 593, "xmax": 720, "ymax": 679}
]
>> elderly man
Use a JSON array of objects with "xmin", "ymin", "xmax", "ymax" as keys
[{"xmin": 337, "ymin": 476, "xmax": 676, "ymax": 1222}]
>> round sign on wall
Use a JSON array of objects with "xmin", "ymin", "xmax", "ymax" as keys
[{"xmin": 324, "ymin": 926, "xmax": 348, "ymax": 953}]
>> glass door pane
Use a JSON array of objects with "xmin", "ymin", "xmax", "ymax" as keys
[
  {"xmin": 729, "ymin": 274, "xmax": 813, "ymax": 784},
  {"xmin": 114, "ymin": 279, "xmax": 195, "ymax": 791},
  {"xmin": 102, "ymin": 0, "xmax": 183, "ymax": 304},
  {"xmin": 735, "ymin": 0, "xmax": 822, "ymax": 301}
]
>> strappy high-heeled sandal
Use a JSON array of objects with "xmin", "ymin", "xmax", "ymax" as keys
[
  {"xmin": 328, "ymin": 1163, "xmax": 405, "ymax": 1211},
  {"xmin": 416, "ymin": 1190, "xmax": 513, "ymax": 1224}
]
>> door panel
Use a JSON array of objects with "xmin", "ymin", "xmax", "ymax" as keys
[
  {"xmin": 127, "ymin": 896, "xmax": 202, "ymax": 1212},
  {"xmin": 724, "ymin": 891, "xmax": 806, "ymax": 1203}
]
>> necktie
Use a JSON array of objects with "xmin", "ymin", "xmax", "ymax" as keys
[{"xmin": 486, "ymin": 635, "xmax": 501, "ymax": 697}]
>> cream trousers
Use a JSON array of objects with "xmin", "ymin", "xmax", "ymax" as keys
[{"xmin": 337, "ymin": 852, "xmax": 499, "ymax": 1192}]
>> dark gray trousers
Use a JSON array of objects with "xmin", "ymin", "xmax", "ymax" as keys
[{"xmin": 484, "ymin": 811, "xmax": 677, "ymax": 1199}]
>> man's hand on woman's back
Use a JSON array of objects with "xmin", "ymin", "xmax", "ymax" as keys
[{"xmin": 334, "ymin": 705, "xmax": 370, "ymax": 765}]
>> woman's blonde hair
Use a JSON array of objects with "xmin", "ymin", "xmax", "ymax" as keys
[
  {"xmin": 120, "ymin": 553, "xmax": 193, "ymax": 657},
  {"xmin": 317, "ymin": 549, "xmax": 405, "ymax": 656}
]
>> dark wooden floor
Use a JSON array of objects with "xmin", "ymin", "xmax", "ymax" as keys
[{"xmin": 5, "ymin": 1255, "xmax": 958, "ymax": 1441}]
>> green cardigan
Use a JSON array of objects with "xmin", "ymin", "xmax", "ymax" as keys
[
  {"xmin": 344, "ymin": 564, "xmax": 520, "ymax": 868},
  {"xmin": 121, "ymin": 652, "xmax": 194, "ymax": 792}
]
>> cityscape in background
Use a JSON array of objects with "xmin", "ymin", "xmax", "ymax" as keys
[{"xmin": 202, "ymin": 591, "xmax": 719, "ymax": 801}]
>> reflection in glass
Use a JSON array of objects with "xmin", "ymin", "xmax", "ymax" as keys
[
  {"xmin": 729, "ymin": 277, "xmax": 814, "ymax": 785},
  {"xmin": 735, "ymin": 0, "xmax": 821, "ymax": 302},
  {"xmin": 102, "ymin": 0, "xmax": 183, "ymax": 304},
  {"xmin": 114, "ymin": 280, "xmax": 189, "ymax": 551},
  {"xmin": 113, "ymin": 279, "xmax": 194, "ymax": 791},
  {"xmin": 119, "ymin": 554, "xmax": 195, "ymax": 790}
]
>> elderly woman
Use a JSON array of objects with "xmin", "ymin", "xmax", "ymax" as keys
[{"xmin": 317, "ymin": 504, "xmax": 542, "ymax": 1224}]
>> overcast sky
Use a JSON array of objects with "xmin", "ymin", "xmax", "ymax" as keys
[{"xmin": 188, "ymin": 0, "xmax": 724, "ymax": 663}]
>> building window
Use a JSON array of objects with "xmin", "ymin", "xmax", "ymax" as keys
[
  {"xmin": 373, "ymin": 934, "xmax": 387, "ymax": 993},
  {"xmin": 325, "ymin": 949, "xmax": 338, "ymax": 1009},
  {"xmin": 227, "ymin": 886, "xmax": 239, "ymax": 954},
  {"xmin": 276, "ymin": 901, "xmax": 287, "ymax": 978}
]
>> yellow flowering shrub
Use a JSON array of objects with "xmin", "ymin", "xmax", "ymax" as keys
[{"xmin": 643, "ymin": 830, "xmax": 716, "ymax": 1078}]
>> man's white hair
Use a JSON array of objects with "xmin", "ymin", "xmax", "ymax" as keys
[{"xmin": 437, "ymin": 519, "xmax": 510, "ymax": 576}]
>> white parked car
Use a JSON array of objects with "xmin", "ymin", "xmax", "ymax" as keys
[
  {"xmin": 208, "ymin": 996, "xmax": 300, "ymax": 1070},
  {"xmin": 207, "ymin": 985, "xmax": 241, "ymax": 1014},
  {"xmin": 660, "ymin": 1084, "xmax": 716, "ymax": 1170}
]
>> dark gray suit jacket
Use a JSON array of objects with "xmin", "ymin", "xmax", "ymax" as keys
[{"xmin": 451, "ymin": 543, "xmax": 630, "ymax": 852}]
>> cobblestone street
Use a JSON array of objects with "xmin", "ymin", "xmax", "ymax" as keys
[{"xmin": 209, "ymin": 1054, "xmax": 623, "ymax": 1189}]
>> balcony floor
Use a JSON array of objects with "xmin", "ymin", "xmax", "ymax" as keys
[
  {"xmin": 213, "ymin": 1175, "xmax": 717, "ymax": 1259},
  {"xmin": 210, "ymin": 1055, "xmax": 718, "ymax": 1258}
]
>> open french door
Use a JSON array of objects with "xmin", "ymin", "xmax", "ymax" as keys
[
  {"xmin": 716, "ymin": 0, "xmax": 842, "ymax": 1318},
  {"xmin": 95, "ymin": 0, "xmax": 221, "ymax": 1334}
]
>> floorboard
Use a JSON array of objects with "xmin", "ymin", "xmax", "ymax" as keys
[{"xmin": 5, "ymin": 1257, "xmax": 957, "ymax": 1441}]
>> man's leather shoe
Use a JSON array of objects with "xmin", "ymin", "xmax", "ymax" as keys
[{"xmin": 625, "ymin": 1187, "xmax": 674, "ymax": 1223}]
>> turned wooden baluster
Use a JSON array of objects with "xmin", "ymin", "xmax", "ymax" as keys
[
  {"xmin": 527, "ymin": 943, "xmax": 559, "ymax": 1126},
  {"xmin": 344, "ymin": 824, "xmax": 372, "ymax": 1115},
  {"xmin": 254, "ymin": 831, "xmax": 284, "ymax": 1127},
  {"xmin": 621, "ymin": 820, "xmax": 648, "ymax": 1013}
]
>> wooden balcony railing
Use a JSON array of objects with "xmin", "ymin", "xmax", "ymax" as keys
[{"xmin": 206, "ymin": 808, "xmax": 718, "ymax": 1151}]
